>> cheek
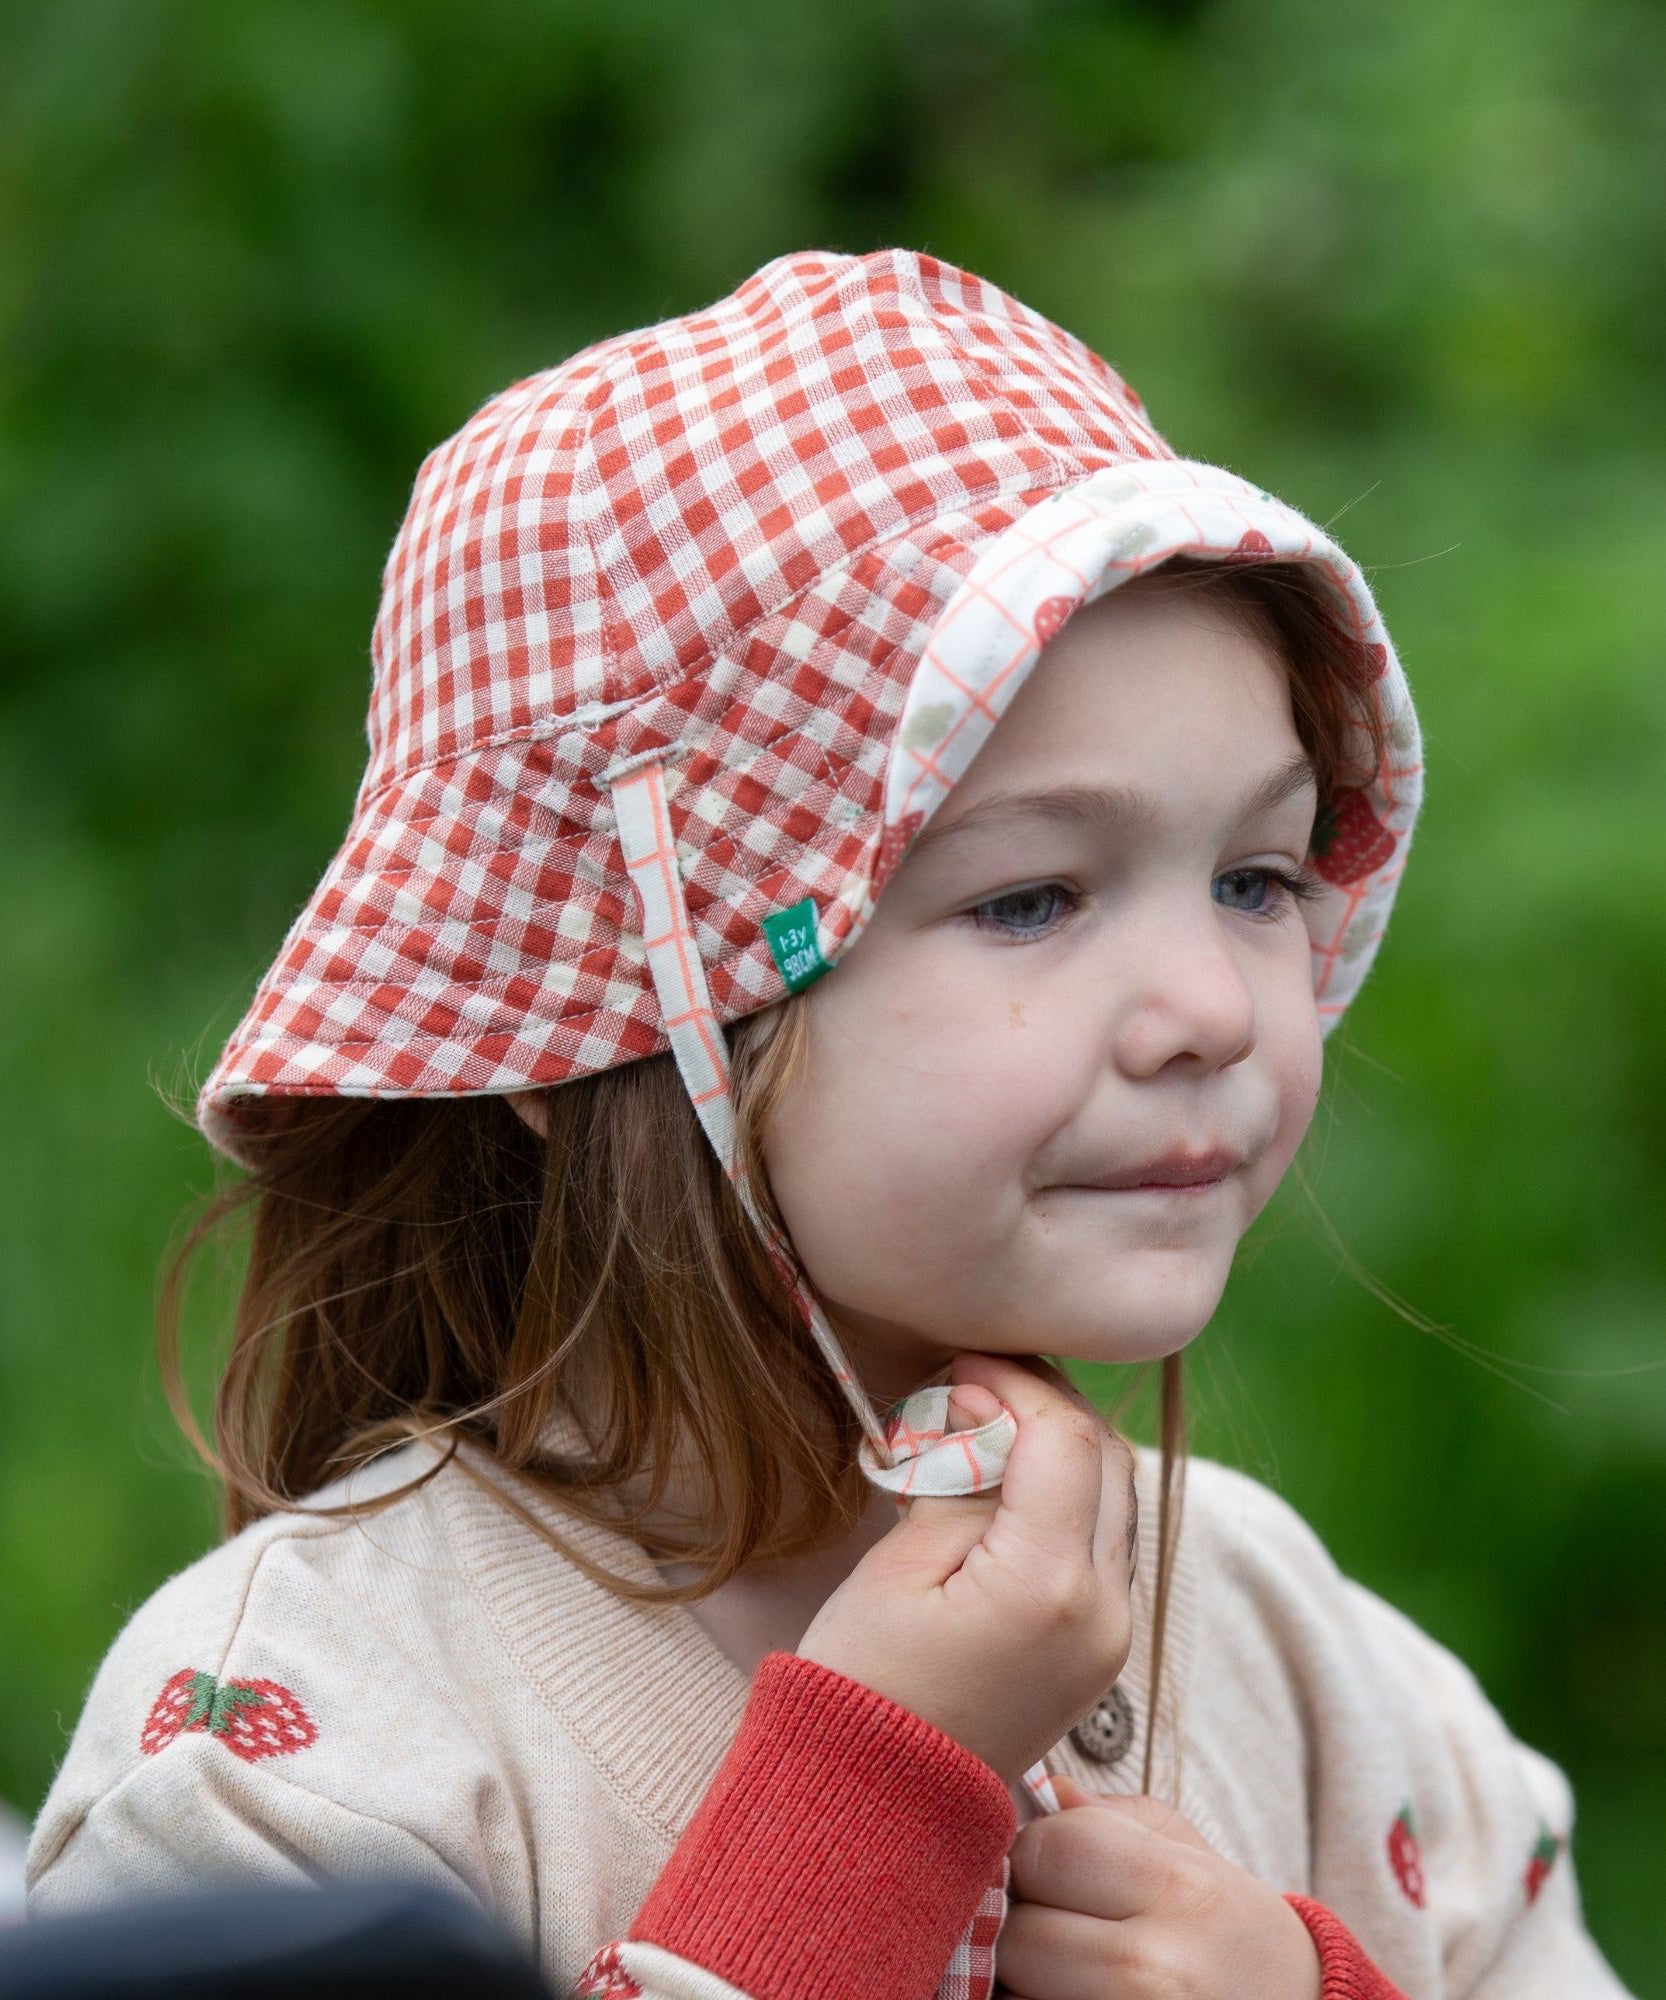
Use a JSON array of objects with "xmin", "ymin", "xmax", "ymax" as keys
[
  {"xmin": 757, "ymin": 983, "xmax": 1073, "ymax": 1280},
  {"xmin": 1269, "ymin": 997, "xmax": 1324, "ymax": 1159},
  {"xmin": 758, "ymin": 1078, "xmax": 945, "ymax": 1314},
  {"xmin": 765, "ymin": 1018, "xmax": 1028, "ymax": 1213}
]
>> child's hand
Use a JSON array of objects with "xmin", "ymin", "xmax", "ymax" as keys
[
  {"xmin": 993, "ymin": 1774, "xmax": 1323, "ymax": 2000},
  {"xmin": 797, "ymin": 1351, "xmax": 1136, "ymax": 1785}
]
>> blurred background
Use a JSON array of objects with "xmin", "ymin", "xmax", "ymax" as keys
[{"xmin": 2, "ymin": 0, "xmax": 1662, "ymax": 1978}]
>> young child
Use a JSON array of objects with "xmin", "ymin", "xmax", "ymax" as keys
[{"xmin": 25, "ymin": 250, "xmax": 1630, "ymax": 1999}]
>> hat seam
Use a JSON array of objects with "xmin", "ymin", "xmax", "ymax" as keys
[
  {"xmin": 313, "ymin": 795, "xmax": 878, "ymax": 930},
  {"xmin": 346, "ymin": 475, "xmax": 1080, "ymax": 821},
  {"xmin": 338, "ymin": 663, "xmax": 894, "ymax": 847}
]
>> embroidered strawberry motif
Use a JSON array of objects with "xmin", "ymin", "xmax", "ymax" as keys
[
  {"xmin": 1387, "ymin": 1802, "xmax": 1426, "ymax": 1907},
  {"xmin": 1033, "ymin": 595, "xmax": 1078, "ymax": 646},
  {"xmin": 1524, "ymin": 1822, "xmax": 1562, "ymax": 1903},
  {"xmin": 574, "ymin": 1943, "xmax": 643, "ymax": 1998},
  {"xmin": 1364, "ymin": 641, "xmax": 1390, "ymax": 681},
  {"xmin": 1310, "ymin": 789, "xmax": 1396, "ymax": 886},
  {"xmin": 872, "ymin": 809, "xmax": 923, "ymax": 897},
  {"xmin": 1228, "ymin": 528, "xmax": 1276, "ymax": 560},
  {"xmin": 140, "ymin": 1669, "xmax": 318, "ymax": 1764}
]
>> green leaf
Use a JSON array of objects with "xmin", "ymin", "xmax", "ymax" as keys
[
  {"xmin": 182, "ymin": 1672, "xmax": 218, "ymax": 1730},
  {"xmin": 209, "ymin": 1683, "xmax": 266, "ymax": 1734}
]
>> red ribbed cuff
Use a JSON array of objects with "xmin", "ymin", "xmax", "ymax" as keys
[
  {"xmin": 630, "ymin": 1650, "xmax": 1017, "ymax": 2000},
  {"xmin": 1285, "ymin": 1894, "xmax": 1411, "ymax": 2000}
]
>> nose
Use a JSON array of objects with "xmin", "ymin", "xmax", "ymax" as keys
[{"xmin": 1108, "ymin": 892, "xmax": 1258, "ymax": 1077}]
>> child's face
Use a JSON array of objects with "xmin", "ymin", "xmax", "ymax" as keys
[{"xmin": 761, "ymin": 581, "xmax": 1326, "ymax": 1405}]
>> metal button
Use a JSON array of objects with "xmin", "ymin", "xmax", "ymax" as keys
[{"xmin": 1069, "ymin": 1683, "xmax": 1136, "ymax": 1765}]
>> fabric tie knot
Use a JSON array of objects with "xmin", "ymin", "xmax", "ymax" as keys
[{"xmin": 856, "ymin": 1385, "xmax": 1018, "ymax": 1498}]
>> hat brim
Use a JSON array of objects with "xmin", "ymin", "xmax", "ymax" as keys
[{"xmin": 198, "ymin": 462, "xmax": 1420, "ymax": 1169}]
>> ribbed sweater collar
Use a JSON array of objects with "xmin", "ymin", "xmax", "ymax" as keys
[{"xmin": 430, "ymin": 1426, "xmax": 1199, "ymax": 1840}]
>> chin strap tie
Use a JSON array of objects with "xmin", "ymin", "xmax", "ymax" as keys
[
  {"xmin": 606, "ymin": 753, "xmax": 1059, "ymax": 1818},
  {"xmin": 607, "ymin": 754, "xmax": 1025, "ymax": 1504}
]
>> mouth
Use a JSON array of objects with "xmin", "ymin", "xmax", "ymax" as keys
[{"xmin": 1055, "ymin": 1147, "xmax": 1243, "ymax": 1194}]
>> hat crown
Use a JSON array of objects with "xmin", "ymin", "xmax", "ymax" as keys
[{"xmin": 361, "ymin": 249, "xmax": 1168, "ymax": 805}]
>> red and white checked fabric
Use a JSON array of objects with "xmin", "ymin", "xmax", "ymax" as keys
[
  {"xmin": 195, "ymin": 244, "xmax": 1421, "ymax": 1549},
  {"xmin": 933, "ymin": 1865, "xmax": 1010, "ymax": 2000}
]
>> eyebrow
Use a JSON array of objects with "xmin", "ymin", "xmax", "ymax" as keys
[{"xmin": 908, "ymin": 751, "xmax": 1320, "ymax": 859}]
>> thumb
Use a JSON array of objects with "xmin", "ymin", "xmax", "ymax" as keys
[
  {"xmin": 945, "ymin": 1382, "xmax": 1006, "ymax": 1436},
  {"xmin": 1051, "ymin": 1776, "xmax": 1218, "ymax": 1853}
]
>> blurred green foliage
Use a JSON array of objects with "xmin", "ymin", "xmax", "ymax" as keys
[{"xmin": 2, "ymin": 0, "xmax": 1662, "ymax": 1980}]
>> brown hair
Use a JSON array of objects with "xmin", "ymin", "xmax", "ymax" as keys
[{"xmin": 158, "ymin": 555, "xmax": 1391, "ymax": 1799}]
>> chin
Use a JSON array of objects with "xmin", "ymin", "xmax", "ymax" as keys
[
  {"xmin": 1048, "ymin": 1321, "xmax": 1209, "ymax": 1368},
  {"xmin": 1038, "ymin": 1270, "xmax": 1228, "ymax": 1366}
]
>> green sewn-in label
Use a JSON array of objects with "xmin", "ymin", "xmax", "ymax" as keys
[{"xmin": 762, "ymin": 899, "xmax": 830, "ymax": 992}]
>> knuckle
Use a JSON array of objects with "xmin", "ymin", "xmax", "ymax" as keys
[
  {"xmin": 1157, "ymin": 1848, "xmax": 1215, "ymax": 1921},
  {"xmin": 1176, "ymin": 1855, "xmax": 1229, "ymax": 1927},
  {"xmin": 1128, "ymin": 1920, "xmax": 1207, "ymax": 1997},
  {"xmin": 1032, "ymin": 1564, "xmax": 1098, "ymax": 1628},
  {"xmin": 1007, "ymin": 1818, "xmax": 1049, "ymax": 1896},
  {"xmin": 1056, "ymin": 1560, "xmax": 1096, "ymax": 1624},
  {"xmin": 1083, "ymin": 1925, "xmax": 1122, "ymax": 1983}
]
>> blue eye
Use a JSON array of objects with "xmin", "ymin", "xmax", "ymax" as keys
[
  {"xmin": 965, "ymin": 867, "xmax": 1326, "ymax": 943},
  {"xmin": 1215, "ymin": 866, "xmax": 1327, "ymax": 922},
  {"xmin": 965, "ymin": 883, "xmax": 1080, "ymax": 941}
]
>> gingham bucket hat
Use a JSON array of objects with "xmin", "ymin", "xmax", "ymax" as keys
[{"xmin": 196, "ymin": 247, "xmax": 1422, "ymax": 1511}]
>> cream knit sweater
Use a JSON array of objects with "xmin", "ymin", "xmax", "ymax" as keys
[{"xmin": 25, "ymin": 1436, "xmax": 1631, "ymax": 1998}]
